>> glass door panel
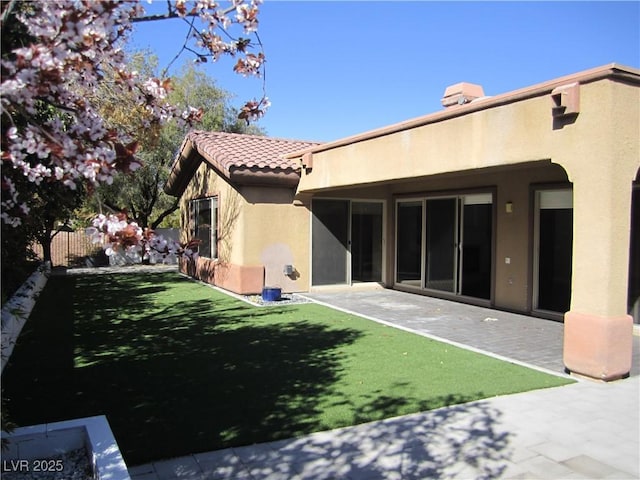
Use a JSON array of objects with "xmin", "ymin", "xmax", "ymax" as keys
[
  {"xmin": 396, "ymin": 201, "xmax": 423, "ymax": 286},
  {"xmin": 535, "ymin": 190, "xmax": 573, "ymax": 313},
  {"xmin": 461, "ymin": 194, "xmax": 492, "ymax": 299},
  {"xmin": 425, "ymin": 198, "xmax": 457, "ymax": 292},
  {"xmin": 312, "ymin": 199, "xmax": 349, "ymax": 285},
  {"xmin": 352, "ymin": 202, "xmax": 383, "ymax": 282}
]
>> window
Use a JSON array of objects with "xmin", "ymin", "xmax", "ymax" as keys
[{"xmin": 190, "ymin": 197, "xmax": 218, "ymax": 259}]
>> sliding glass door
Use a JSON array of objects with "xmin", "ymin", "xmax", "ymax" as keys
[
  {"xmin": 351, "ymin": 202, "xmax": 383, "ymax": 282},
  {"xmin": 460, "ymin": 194, "xmax": 493, "ymax": 299},
  {"xmin": 396, "ymin": 193, "xmax": 493, "ymax": 300},
  {"xmin": 312, "ymin": 199, "xmax": 383, "ymax": 286}
]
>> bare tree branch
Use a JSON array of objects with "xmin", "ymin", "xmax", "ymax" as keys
[
  {"xmin": 161, "ymin": 15, "xmax": 198, "ymax": 78},
  {"xmin": 151, "ymin": 199, "xmax": 180, "ymax": 230}
]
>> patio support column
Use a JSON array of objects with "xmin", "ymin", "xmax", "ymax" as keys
[{"xmin": 563, "ymin": 159, "xmax": 635, "ymax": 381}]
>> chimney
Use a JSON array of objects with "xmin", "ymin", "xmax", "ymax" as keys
[{"xmin": 441, "ymin": 82, "xmax": 485, "ymax": 108}]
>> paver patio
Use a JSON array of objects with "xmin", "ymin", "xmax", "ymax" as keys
[{"xmin": 304, "ymin": 288, "xmax": 640, "ymax": 378}]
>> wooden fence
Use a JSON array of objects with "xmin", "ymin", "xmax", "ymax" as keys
[
  {"xmin": 32, "ymin": 231, "xmax": 102, "ymax": 268},
  {"xmin": 32, "ymin": 228, "xmax": 179, "ymax": 267}
]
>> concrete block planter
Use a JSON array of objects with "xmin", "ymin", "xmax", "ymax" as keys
[
  {"xmin": 1, "ymin": 262, "xmax": 51, "ymax": 374},
  {"xmin": 1, "ymin": 415, "xmax": 130, "ymax": 480}
]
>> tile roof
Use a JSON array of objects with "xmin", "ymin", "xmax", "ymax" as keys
[
  {"xmin": 189, "ymin": 131, "xmax": 319, "ymax": 173},
  {"xmin": 164, "ymin": 131, "xmax": 321, "ymax": 196}
]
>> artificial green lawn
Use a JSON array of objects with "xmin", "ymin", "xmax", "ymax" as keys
[{"xmin": 2, "ymin": 272, "xmax": 573, "ymax": 465}]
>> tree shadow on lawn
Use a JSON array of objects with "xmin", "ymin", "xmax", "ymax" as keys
[
  {"xmin": 2, "ymin": 275, "xmax": 366, "ymax": 465},
  {"xmin": 3, "ymin": 272, "xmax": 512, "ymax": 473},
  {"xmin": 75, "ymin": 313, "xmax": 364, "ymax": 465}
]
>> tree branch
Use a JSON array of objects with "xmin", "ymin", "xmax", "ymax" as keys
[
  {"xmin": 151, "ymin": 199, "xmax": 180, "ymax": 230},
  {"xmin": 160, "ymin": 15, "xmax": 198, "ymax": 78},
  {"xmin": 131, "ymin": 11, "xmax": 184, "ymax": 23},
  {"xmin": 103, "ymin": 200, "xmax": 125, "ymax": 214}
]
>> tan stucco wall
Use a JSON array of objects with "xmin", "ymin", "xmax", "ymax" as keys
[
  {"xmin": 179, "ymin": 163, "xmax": 310, "ymax": 294},
  {"xmin": 297, "ymin": 100, "xmax": 554, "ymax": 193},
  {"xmin": 239, "ymin": 186, "xmax": 310, "ymax": 292},
  {"xmin": 179, "ymin": 162, "xmax": 245, "ymax": 267},
  {"xmin": 554, "ymin": 81, "xmax": 639, "ymax": 318},
  {"xmin": 298, "ymin": 80, "xmax": 637, "ymax": 195},
  {"xmin": 296, "ymin": 77, "xmax": 640, "ymax": 320}
]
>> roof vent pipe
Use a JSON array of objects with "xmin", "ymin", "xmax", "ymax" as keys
[{"xmin": 441, "ymin": 82, "xmax": 485, "ymax": 108}]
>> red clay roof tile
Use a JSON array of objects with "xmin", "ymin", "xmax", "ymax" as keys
[
  {"xmin": 165, "ymin": 131, "xmax": 321, "ymax": 196},
  {"xmin": 189, "ymin": 131, "xmax": 320, "ymax": 175}
]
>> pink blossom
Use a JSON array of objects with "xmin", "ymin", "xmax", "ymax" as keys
[
  {"xmin": 86, "ymin": 213, "xmax": 198, "ymax": 261},
  {"xmin": 2, "ymin": 0, "xmax": 265, "ymax": 261}
]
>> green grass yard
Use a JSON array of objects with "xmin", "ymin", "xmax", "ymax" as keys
[{"xmin": 2, "ymin": 272, "xmax": 573, "ymax": 465}]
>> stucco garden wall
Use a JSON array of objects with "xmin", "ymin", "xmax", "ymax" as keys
[{"xmin": 1, "ymin": 263, "xmax": 50, "ymax": 374}]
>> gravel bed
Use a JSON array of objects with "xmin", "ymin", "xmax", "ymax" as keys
[
  {"xmin": 2, "ymin": 448, "xmax": 93, "ymax": 480},
  {"xmin": 243, "ymin": 293, "xmax": 313, "ymax": 307}
]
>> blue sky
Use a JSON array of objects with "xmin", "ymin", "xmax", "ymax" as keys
[{"xmin": 130, "ymin": 1, "xmax": 640, "ymax": 142}]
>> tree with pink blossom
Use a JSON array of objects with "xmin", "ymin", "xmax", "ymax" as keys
[{"xmin": 1, "ymin": 0, "xmax": 267, "ymax": 275}]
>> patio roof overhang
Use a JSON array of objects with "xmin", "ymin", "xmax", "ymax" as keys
[
  {"xmin": 287, "ymin": 63, "xmax": 639, "ymax": 160},
  {"xmin": 286, "ymin": 63, "xmax": 640, "ymax": 195}
]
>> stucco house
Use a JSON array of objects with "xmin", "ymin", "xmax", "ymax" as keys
[{"xmin": 165, "ymin": 63, "xmax": 639, "ymax": 381}]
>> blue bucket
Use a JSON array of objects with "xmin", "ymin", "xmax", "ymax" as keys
[{"xmin": 262, "ymin": 287, "xmax": 282, "ymax": 302}]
